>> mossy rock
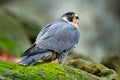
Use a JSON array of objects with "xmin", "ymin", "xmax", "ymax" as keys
[
  {"xmin": 0, "ymin": 61, "xmax": 117, "ymax": 80},
  {"xmin": 65, "ymin": 59, "xmax": 117, "ymax": 80}
]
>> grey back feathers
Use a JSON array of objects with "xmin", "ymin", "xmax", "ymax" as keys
[
  {"xmin": 19, "ymin": 19, "xmax": 80, "ymax": 65},
  {"xmin": 35, "ymin": 19, "xmax": 80, "ymax": 53}
]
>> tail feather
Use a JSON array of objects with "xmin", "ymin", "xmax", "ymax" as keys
[
  {"xmin": 19, "ymin": 51, "xmax": 53, "ymax": 65},
  {"xmin": 21, "ymin": 49, "xmax": 49, "ymax": 57},
  {"xmin": 21, "ymin": 43, "xmax": 36, "ymax": 57},
  {"xmin": 21, "ymin": 43, "xmax": 49, "ymax": 57}
]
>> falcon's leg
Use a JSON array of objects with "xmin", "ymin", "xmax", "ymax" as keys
[{"xmin": 58, "ymin": 51, "xmax": 70, "ymax": 65}]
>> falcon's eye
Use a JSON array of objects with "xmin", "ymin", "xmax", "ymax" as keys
[{"xmin": 75, "ymin": 16, "xmax": 79, "ymax": 19}]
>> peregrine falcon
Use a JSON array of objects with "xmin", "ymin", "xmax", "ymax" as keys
[{"xmin": 19, "ymin": 12, "xmax": 80, "ymax": 65}]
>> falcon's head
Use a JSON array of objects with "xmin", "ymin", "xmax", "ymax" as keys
[{"xmin": 61, "ymin": 12, "xmax": 79, "ymax": 28}]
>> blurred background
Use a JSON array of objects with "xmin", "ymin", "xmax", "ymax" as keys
[{"xmin": 0, "ymin": 0, "xmax": 119, "ymax": 76}]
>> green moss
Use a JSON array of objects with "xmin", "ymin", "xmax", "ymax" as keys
[{"xmin": 0, "ymin": 61, "xmax": 117, "ymax": 80}]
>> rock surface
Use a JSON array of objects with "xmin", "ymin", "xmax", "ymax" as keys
[{"xmin": 0, "ymin": 60, "xmax": 117, "ymax": 80}]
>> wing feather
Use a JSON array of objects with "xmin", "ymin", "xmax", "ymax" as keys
[{"xmin": 35, "ymin": 19, "xmax": 80, "ymax": 53}]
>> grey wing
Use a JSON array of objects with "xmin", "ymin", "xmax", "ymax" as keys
[
  {"xmin": 35, "ymin": 21, "xmax": 80, "ymax": 53},
  {"xmin": 36, "ymin": 23, "xmax": 52, "ymax": 41}
]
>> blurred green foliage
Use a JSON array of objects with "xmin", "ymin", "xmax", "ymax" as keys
[
  {"xmin": 0, "ymin": 9, "xmax": 31, "ymax": 57},
  {"xmin": 0, "ymin": 34, "xmax": 17, "ymax": 51}
]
